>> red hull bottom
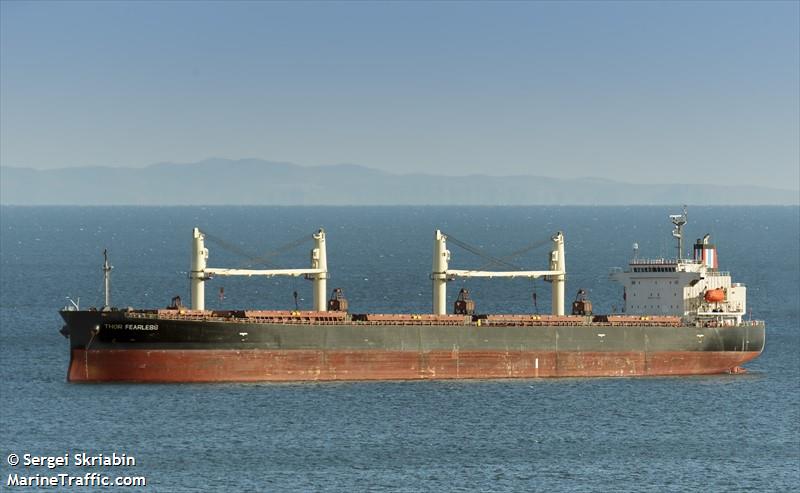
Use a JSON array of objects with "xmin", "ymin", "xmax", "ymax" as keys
[{"xmin": 67, "ymin": 349, "xmax": 762, "ymax": 382}]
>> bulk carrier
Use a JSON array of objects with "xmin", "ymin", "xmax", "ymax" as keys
[{"xmin": 60, "ymin": 209, "xmax": 764, "ymax": 382}]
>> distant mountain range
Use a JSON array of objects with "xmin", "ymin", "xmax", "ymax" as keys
[{"xmin": 1, "ymin": 158, "xmax": 797, "ymax": 205}]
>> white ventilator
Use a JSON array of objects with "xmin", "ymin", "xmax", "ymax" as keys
[
  {"xmin": 432, "ymin": 230, "xmax": 566, "ymax": 315},
  {"xmin": 190, "ymin": 228, "xmax": 328, "ymax": 311}
]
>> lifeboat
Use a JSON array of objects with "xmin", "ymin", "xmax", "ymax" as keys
[{"xmin": 704, "ymin": 288, "xmax": 725, "ymax": 303}]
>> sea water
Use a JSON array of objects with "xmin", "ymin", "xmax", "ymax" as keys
[{"xmin": 1, "ymin": 206, "xmax": 798, "ymax": 491}]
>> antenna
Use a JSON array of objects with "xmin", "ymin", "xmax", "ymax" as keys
[
  {"xmin": 102, "ymin": 249, "xmax": 113, "ymax": 311},
  {"xmin": 669, "ymin": 205, "xmax": 688, "ymax": 260}
]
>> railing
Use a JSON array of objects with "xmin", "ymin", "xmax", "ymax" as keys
[
  {"xmin": 629, "ymin": 258, "xmax": 684, "ymax": 265},
  {"xmin": 629, "ymin": 258, "xmax": 710, "ymax": 265}
]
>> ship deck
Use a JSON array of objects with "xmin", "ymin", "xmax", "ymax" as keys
[{"xmin": 104, "ymin": 308, "xmax": 763, "ymax": 328}]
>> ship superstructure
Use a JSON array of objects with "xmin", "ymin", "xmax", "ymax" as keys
[{"xmin": 610, "ymin": 208, "xmax": 748, "ymax": 325}]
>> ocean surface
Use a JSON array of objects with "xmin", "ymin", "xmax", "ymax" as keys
[{"xmin": 1, "ymin": 206, "xmax": 798, "ymax": 492}]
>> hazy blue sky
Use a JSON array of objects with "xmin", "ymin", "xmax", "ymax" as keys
[{"xmin": 1, "ymin": 1, "xmax": 798, "ymax": 189}]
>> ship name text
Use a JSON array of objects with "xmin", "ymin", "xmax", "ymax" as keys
[{"xmin": 103, "ymin": 323, "xmax": 158, "ymax": 331}]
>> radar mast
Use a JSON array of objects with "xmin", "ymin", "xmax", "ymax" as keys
[{"xmin": 669, "ymin": 206, "xmax": 688, "ymax": 260}]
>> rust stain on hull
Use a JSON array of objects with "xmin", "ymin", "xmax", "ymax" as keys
[{"xmin": 68, "ymin": 349, "xmax": 762, "ymax": 383}]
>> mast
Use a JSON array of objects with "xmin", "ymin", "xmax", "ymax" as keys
[
  {"xmin": 549, "ymin": 232, "xmax": 565, "ymax": 316},
  {"xmin": 311, "ymin": 229, "xmax": 328, "ymax": 312},
  {"xmin": 432, "ymin": 230, "xmax": 449, "ymax": 315},
  {"xmin": 191, "ymin": 228, "xmax": 208, "ymax": 310},
  {"xmin": 102, "ymin": 249, "xmax": 112, "ymax": 311},
  {"xmin": 670, "ymin": 205, "xmax": 688, "ymax": 260}
]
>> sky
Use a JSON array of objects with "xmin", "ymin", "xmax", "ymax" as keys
[{"xmin": 1, "ymin": 1, "xmax": 798, "ymax": 189}]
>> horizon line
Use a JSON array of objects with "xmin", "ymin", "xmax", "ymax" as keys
[{"xmin": 2, "ymin": 158, "xmax": 798, "ymax": 193}]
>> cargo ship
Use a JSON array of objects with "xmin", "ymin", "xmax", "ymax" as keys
[{"xmin": 60, "ymin": 209, "xmax": 764, "ymax": 382}]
